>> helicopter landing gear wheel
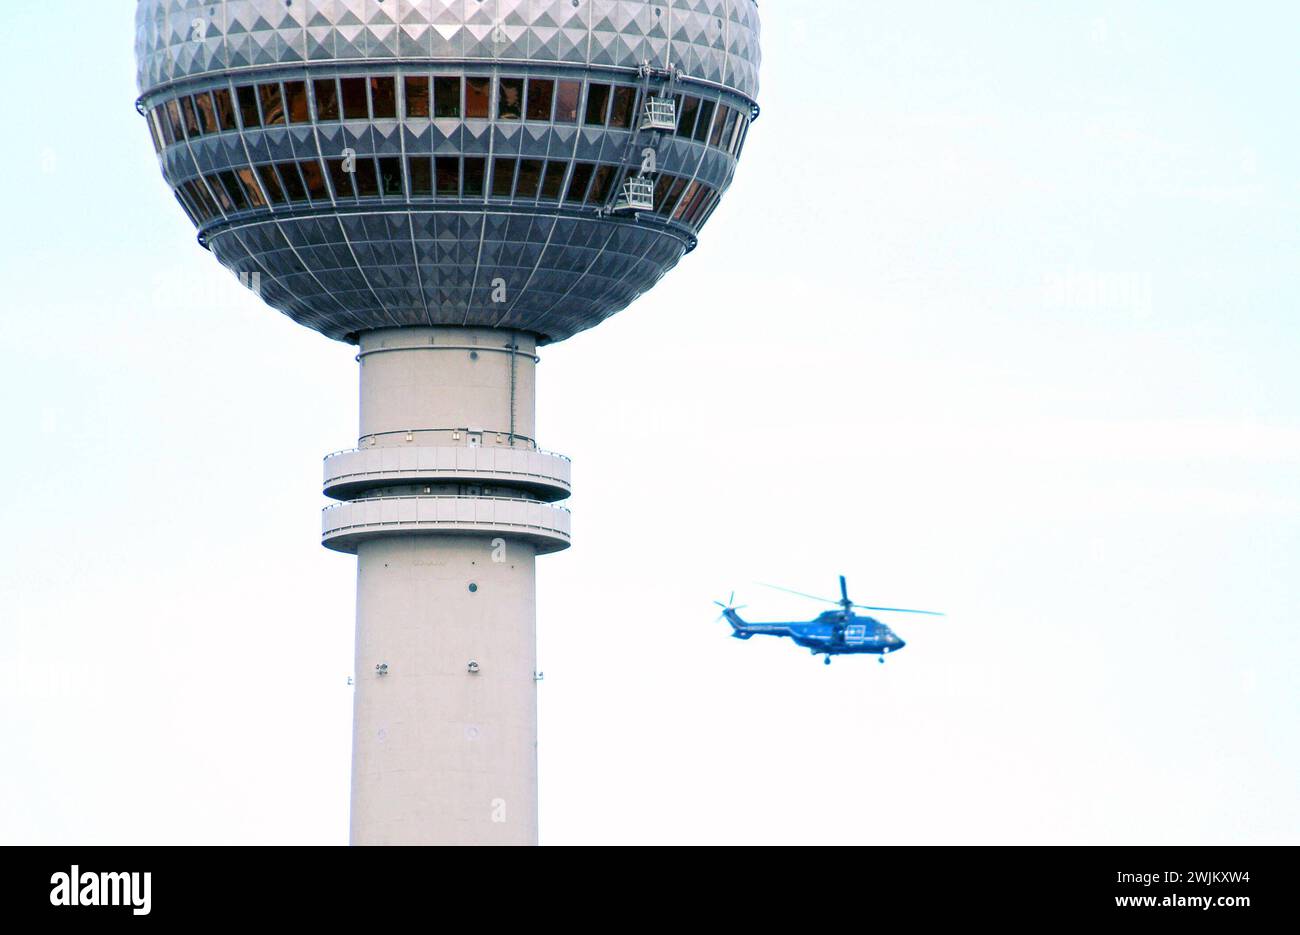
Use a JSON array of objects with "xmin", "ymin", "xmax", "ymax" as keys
[
  {"xmin": 878, "ymin": 656, "xmax": 885, "ymax": 664},
  {"xmin": 823, "ymin": 656, "xmax": 831, "ymax": 666}
]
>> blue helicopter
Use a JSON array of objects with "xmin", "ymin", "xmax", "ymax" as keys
[{"xmin": 714, "ymin": 576, "xmax": 944, "ymax": 664}]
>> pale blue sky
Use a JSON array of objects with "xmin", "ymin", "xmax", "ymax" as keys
[{"xmin": 0, "ymin": 2, "xmax": 1296, "ymax": 844}]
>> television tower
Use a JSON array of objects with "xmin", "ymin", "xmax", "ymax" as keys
[{"xmin": 135, "ymin": 0, "xmax": 760, "ymax": 845}]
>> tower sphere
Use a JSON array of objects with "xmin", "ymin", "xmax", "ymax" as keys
[{"xmin": 135, "ymin": 1, "xmax": 761, "ymax": 344}]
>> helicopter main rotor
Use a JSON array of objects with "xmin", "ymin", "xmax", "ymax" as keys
[{"xmin": 759, "ymin": 576, "xmax": 945, "ymax": 617}]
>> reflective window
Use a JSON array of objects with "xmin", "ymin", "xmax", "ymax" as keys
[
  {"xmin": 565, "ymin": 162, "xmax": 594, "ymax": 203},
  {"xmin": 697, "ymin": 191, "xmax": 722, "ymax": 227},
  {"xmin": 699, "ymin": 191, "xmax": 722, "ymax": 226},
  {"xmin": 193, "ymin": 186, "xmax": 217, "ymax": 222},
  {"xmin": 327, "ymin": 159, "xmax": 355, "ymax": 199},
  {"xmin": 717, "ymin": 107, "xmax": 737, "ymax": 151},
  {"xmin": 436, "ymin": 156, "xmax": 460, "ymax": 196},
  {"xmin": 147, "ymin": 109, "xmax": 166, "ymax": 151},
  {"xmin": 673, "ymin": 181, "xmax": 699, "ymax": 221},
  {"xmin": 677, "ymin": 96, "xmax": 699, "ymax": 137},
  {"xmin": 378, "ymin": 157, "xmax": 404, "ymax": 197},
  {"xmin": 180, "ymin": 96, "xmax": 202, "ymax": 137},
  {"xmin": 683, "ymin": 189, "xmax": 705, "ymax": 225},
  {"xmin": 236, "ymin": 86, "xmax": 260, "ymax": 128},
  {"xmin": 187, "ymin": 185, "xmax": 214, "ymax": 223},
  {"xmin": 526, "ymin": 79, "xmax": 554, "ymax": 121},
  {"xmin": 204, "ymin": 173, "xmax": 235, "ymax": 212},
  {"xmin": 259, "ymin": 83, "xmax": 285, "ymax": 126},
  {"xmin": 735, "ymin": 117, "xmax": 751, "ymax": 157},
  {"xmin": 330, "ymin": 161, "xmax": 356, "ymax": 198},
  {"xmin": 195, "ymin": 93, "xmax": 219, "ymax": 135},
  {"xmin": 498, "ymin": 77, "xmax": 523, "ymax": 120},
  {"xmin": 276, "ymin": 162, "xmax": 309, "ymax": 202},
  {"xmin": 313, "ymin": 79, "xmax": 340, "ymax": 121},
  {"xmin": 653, "ymin": 173, "xmax": 674, "ymax": 209},
  {"xmin": 584, "ymin": 83, "xmax": 611, "ymax": 125},
  {"xmin": 515, "ymin": 159, "xmax": 543, "ymax": 199},
  {"xmin": 299, "ymin": 160, "xmax": 328, "ymax": 200},
  {"xmin": 154, "ymin": 107, "xmax": 173, "ymax": 147},
  {"xmin": 682, "ymin": 182, "xmax": 711, "ymax": 224},
  {"xmin": 164, "ymin": 99, "xmax": 185, "ymax": 141},
  {"xmin": 555, "ymin": 80, "xmax": 581, "ymax": 123},
  {"xmin": 609, "ymin": 86, "xmax": 636, "ymax": 129},
  {"xmin": 175, "ymin": 182, "xmax": 200, "ymax": 222},
  {"xmin": 466, "ymin": 77, "xmax": 490, "ymax": 118},
  {"xmin": 155, "ymin": 76, "xmax": 744, "ymax": 230},
  {"xmin": 589, "ymin": 164, "xmax": 617, "ymax": 204},
  {"xmin": 540, "ymin": 161, "xmax": 567, "ymax": 200},
  {"xmin": 187, "ymin": 179, "xmax": 220, "ymax": 219},
  {"xmin": 256, "ymin": 164, "xmax": 287, "ymax": 204},
  {"xmin": 491, "ymin": 158, "xmax": 517, "ymax": 196},
  {"xmin": 213, "ymin": 89, "xmax": 237, "ymax": 131},
  {"xmin": 433, "ymin": 77, "xmax": 460, "ymax": 118},
  {"xmin": 729, "ymin": 113, "xmax": 746, "ymax": 155},
  {"xmin": 463, "ymin": 157, "xmax": 485, "ymax": 196},
  {"xmin": 200, "ymin": 180, "xmax": 222, "ymax": 218},
  {"xmin": 219, "ymin": 170, "xmax": 251, "ymax": 211},
  {"xmin": 659, "ymin": 176, "xmax": 688, "ymax": 216},
  {"xmin": 355, "ymin": 158, "xmax": 380, "ymax": 197},
  {"xmin": 406, "ymin": 76, "xmax": 431, "ymax": 118},
  {"xmin": 340, "ymin": 78, "xmax": 368, "ymax": 119},
  {"xmin": 408, "ymin": 156, "xmax": 433, "ymax": 195},
  {"xmin": 284, "ymin": 81, "xmax": 310, "ymax": 124},
  {"xmin": 370, "ymin": 77, "xmax": 397, "ymax": 119},
  {"xmin": 236, "ymin": 167, "xmax": 268, "ymax": 208},
  {"xmin": 693, "ymin": 100, "xmax": 715, "ymax": 143}
]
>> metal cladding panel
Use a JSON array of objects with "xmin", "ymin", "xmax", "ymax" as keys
[
  {"xmin": 136, "ymin": 0, "xmax": 760, "ymax": 344},
  {"xmin": 137, "ymin": 0, "xmax": 760, "ymax": 98},
  {"xmin": 204, "ymin": 212, "xmax": 685, "ymax": 342}
]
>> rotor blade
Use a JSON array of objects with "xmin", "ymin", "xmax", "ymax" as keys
[
  {"xmin": 728, "ymin": 591, "xmax": 735, "ymax": 607},
  {"xmin": 839, "ymin": 575, "xmax": 848, "ymax": 603},
  {"xmin": 853, "ymin": 604, "xmax": 945, "ymax": 616},
  {"xmin": 758, "ymin": 582, "xmax": 841, "ymax": 605}
]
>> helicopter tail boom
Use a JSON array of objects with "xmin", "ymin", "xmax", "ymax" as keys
[{"xmin": 720, "ymin": 607, "xmax": 751, "ymax": 637}]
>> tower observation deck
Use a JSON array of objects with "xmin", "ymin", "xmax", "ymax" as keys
[{"xmin": 135, "ymin": 0, "xmax": 760, "ymax": 845}]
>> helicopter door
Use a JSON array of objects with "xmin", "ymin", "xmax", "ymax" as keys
[{"xmin": 843, "ymin": 624, "xmax": 867, "ymax": 643}]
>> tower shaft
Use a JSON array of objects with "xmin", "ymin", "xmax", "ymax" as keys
[{"xmin": 323, "ymin": 327, "xmax": 571, "ymax": 845}]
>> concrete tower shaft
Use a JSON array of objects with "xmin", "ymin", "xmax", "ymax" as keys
[
  {"xmin": 323, "ymin": 327, "xmax": 569, "ymax": 844},
  {"xmin": 359, "ymin": 327, "xmax": 536, "ymax": 449}
]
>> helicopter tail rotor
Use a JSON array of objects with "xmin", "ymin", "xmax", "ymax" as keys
[{"xmin": 713, "ymin": 591, "xmax": 746, "ymax": 622}]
